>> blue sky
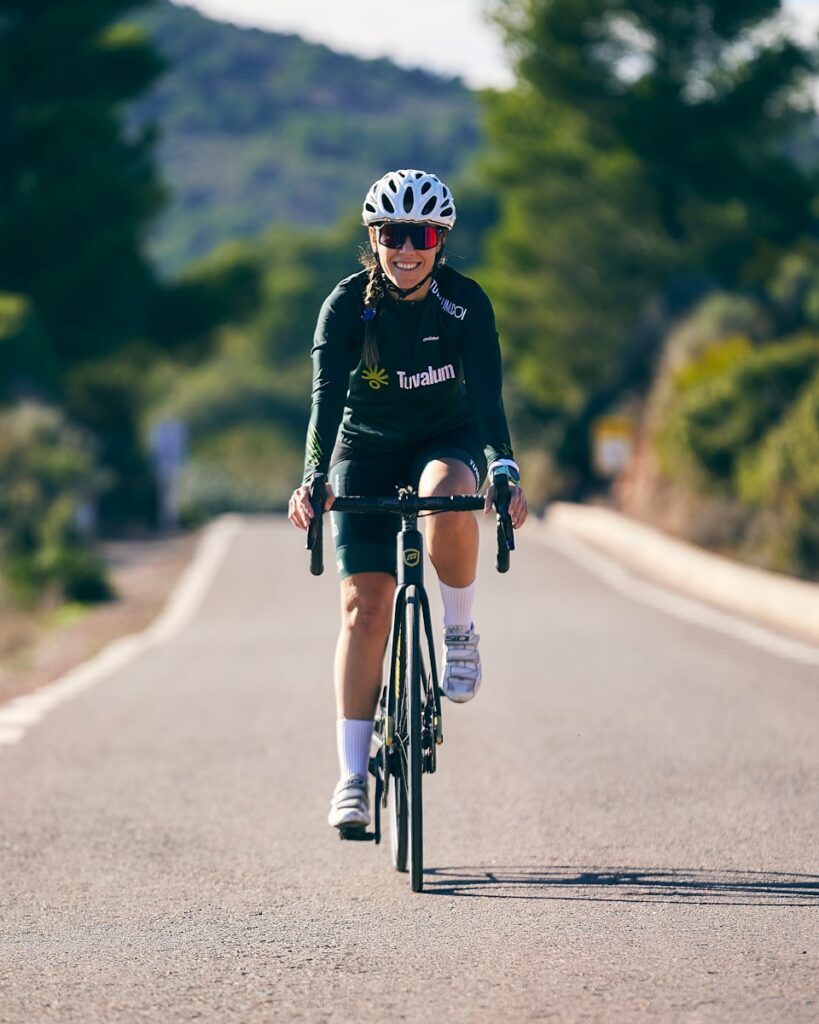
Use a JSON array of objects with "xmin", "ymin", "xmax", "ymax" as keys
[{"xmin": 174, "ymin": 0, "xmax": 819, "ymax": 90}]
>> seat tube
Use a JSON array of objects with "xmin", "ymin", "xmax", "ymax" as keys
[{"xmin": 397, "ymin": 515, "xmax": 424, "ymax": 588}]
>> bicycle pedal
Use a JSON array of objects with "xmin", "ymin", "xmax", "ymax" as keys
[{"xmin": 338, "ymin": 826, "xmax": 375, "ymax": 842}]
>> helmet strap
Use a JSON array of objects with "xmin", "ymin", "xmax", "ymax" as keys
[{"xmin": 378, "ymin": 247, "xmax": 445, "ymax": 300}]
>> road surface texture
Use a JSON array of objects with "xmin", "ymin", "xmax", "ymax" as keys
[{"xmin": 1, "ymin": 517, "xmax": 816, "ymax": 1023}]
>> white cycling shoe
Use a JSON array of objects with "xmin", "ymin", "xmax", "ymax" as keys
[
  {"xmin": 441, "ymin": 624, "xmax": 482, "ymax": 703},
  {"xmin": 328, "ymin": 774, "xmax": 370, "ymax": 830}
]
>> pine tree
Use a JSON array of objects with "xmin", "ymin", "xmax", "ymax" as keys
[
  {"xmin": 484, "ymin": 0, "xmax": 819, "ymax": 475},
  {"xmin": 0, "ymin": 0, "xmax": 165, "ymax": 367}
]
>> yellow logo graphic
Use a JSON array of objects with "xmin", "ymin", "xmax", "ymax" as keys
[
  {"xmin": 362, "ymin": 366, "xmax": 389, "ymax": 390},
  {"xmin": 403, "ymin": 549, "xmax": 421, "ymax": 567}
]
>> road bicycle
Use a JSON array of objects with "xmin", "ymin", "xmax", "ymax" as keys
[{"xmin": 306, "ymin": 472, "xmax": 514, "ymax": 892}]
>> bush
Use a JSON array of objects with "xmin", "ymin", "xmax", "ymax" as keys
[
  {"xmin": 735, "ymin": 371, "xmax": 819, "ymax": 575},
  {"xmin": 766, "ymin": 249, "xmax": 819, "ymax": 333},
  {"xmin": 631, "ymin": 277, "xmax": 819, "ymax": 578},
  {"xmin": 0, "ymin": 403, "xmax": 112, "ymax": 605},
  {"xmin": 146, "ymin": 339, "xmax": 308, "ymax": 524},
  {"xmin": 0, "ymin": 293, "xmax": 59, "ymax": 401},
  {"xmin": 4, "ymin": 546, "xmax": 111, "ymax": 605},
  {"xmin": 148, "ymin": 349, "xmax": 306, "ymax": 439},
  {"xmin": 658, "ymin": 335, "xmax": 819, "ymax": 490},
  {"xmin": 663, "ymin": 293, "xmax": 771, "ymax": 372},
  {"xmin": 66, "ymin": 351, "xmax": 159, "ymax": 530},
  {"xmin": 178, "ymin": 422, "xmax": 304, "ymax": 522}
]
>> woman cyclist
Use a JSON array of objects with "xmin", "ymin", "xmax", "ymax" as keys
[{"xmin": 288, "ymin": 169, "xmax": 528, "ymax": 832}]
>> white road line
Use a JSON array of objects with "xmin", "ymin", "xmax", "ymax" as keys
[
  {"xmin": 0, "ymin": 515, "xmax": 243, "ymax": 750},
  {"xmin": 541, "ymin": 527, "xmax": 819, "ymax": 667}
]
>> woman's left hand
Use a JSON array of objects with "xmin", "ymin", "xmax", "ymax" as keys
[{"xmin": 483, "ymin": 482, "xmax": 529, "ymax": 529}]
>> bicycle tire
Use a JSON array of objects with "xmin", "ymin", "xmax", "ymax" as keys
[
  {"xmin": 389, "ymin": 600, "xmax": 408, "ymax": 873},
  {"xmin": 406, "ymin": 586, "xmax": 424, "ymax": 892},
  {"xmin": 390, "ymin": 759, "xmax": 408, "ymax": 872}
]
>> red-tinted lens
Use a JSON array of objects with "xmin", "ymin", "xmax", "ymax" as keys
[
  {"xmin": 377, "ymin": 224, "xmax": 439, "ymax": 249},
  {"xmin": 417, "ymin": 225, "xmax": 440, "ymax": 249}
]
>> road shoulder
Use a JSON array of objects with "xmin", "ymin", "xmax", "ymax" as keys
[
  {"xmin": 0, "ymin": 532, "xmax": 199, "ymax": 706},
  {"xmin": 547, "ymin": 502, "xmax": 819, "ymax": 646}
]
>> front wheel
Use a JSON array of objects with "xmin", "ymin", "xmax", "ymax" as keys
[
  {"xmin": 387, "ymin": 597, "xmax": 409, "ymax": 873},
  {"xmin": 406, "ymin": 587, "xmax": 424, "ymax": 892}
]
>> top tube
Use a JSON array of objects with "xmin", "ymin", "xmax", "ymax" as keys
[{"xmin": 330, "ymin": 494, "xmax": 484, "ymax": 515}]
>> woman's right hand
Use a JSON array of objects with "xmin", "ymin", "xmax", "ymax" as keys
[{"xmin": 288, "ymin": 481, "xmax": 335, "ymax": 530}]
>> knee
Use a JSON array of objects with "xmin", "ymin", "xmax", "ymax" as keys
[
  {"xmin": 427, "ymin": 509, "xmax": 471, "ymax": 538},
  {"xmin": 341, "ymin": 577, "xmax": 393, "ymax": 635},
  {"xmin": 418, "ymin": 459, "xmax": 477, "ymax": 501}
]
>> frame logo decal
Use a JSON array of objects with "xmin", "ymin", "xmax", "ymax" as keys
[{"xmin": 403, "ymin": 549, "xmax": 421, "ymax": 567}]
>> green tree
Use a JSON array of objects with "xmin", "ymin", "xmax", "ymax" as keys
[
  {"xmin": 484, "ymin": 0, "xmax": 818, "ymax": 488},
  {"xmin": 0, "ymin": 1, "xmax": 165, "ymax": 365},
  {"xmin": 0, "ymin": 1, "xmax": 170, "ymax": 527},
  {"xmin": 501, "ymin": 0, "xmax": 816, "ymax": 252}
]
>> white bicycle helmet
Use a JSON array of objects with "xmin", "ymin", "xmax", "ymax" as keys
[{"xmin": 362, "ymin": 169, "xmax": 456, "ymax": 228}]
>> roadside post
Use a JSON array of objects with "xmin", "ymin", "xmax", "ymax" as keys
[
  {"xmin": 591, "ymin": 414, "xmax": 634, "ymax": 478},
  {"xmin": 150, "ymin": 418, "xmax": 188, "ymax": 532}
]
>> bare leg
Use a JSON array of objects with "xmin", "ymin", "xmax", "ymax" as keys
[
  {"xmin": 333, "ymin": 572, "xmax": 396, "ymax": 719},
  {"xmin": 418, "ymin": 458, "xmax": 479, "ymax": 587}
]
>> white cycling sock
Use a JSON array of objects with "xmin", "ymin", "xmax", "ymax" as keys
[
  {"xmin": 336, "ymin": 718, "xmax": 373, "ymax": 780},
  {"xmin": 439, "ymin": 578, "xmax": 477, "ymax": 629}
]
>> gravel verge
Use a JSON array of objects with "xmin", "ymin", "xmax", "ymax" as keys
[{"xmin": 0, "ymin": 532, "xmax": 198, "ymax": 706}]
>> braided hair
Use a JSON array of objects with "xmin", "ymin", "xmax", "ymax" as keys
[{"xmin": 359, "ymin": 247, "xmax": 384, "ymax": 369}]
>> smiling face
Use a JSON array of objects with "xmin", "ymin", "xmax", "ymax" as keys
[{"xmin": 369, "ymin": 224, "xmax": 445, "ymax": 300}]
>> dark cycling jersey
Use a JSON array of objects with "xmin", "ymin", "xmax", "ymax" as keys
[{"xmin": 302, "ymin": 265, "xmax": 515, "ymax": 484}]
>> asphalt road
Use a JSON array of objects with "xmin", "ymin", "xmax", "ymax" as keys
[{"xmin": 1, "ymin": 517, "xmax": 817, "ymax": 1023}]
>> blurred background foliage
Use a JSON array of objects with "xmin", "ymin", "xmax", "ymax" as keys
[
  {"xmin": 128, "ymin": 3, "xmax": 482, "ymax": 275},
  {"xmin": 2, "ymin": 0, "xmax": 819, "ymax": 611},
  {"xmin": 0, "ymin": 402, "xmax": 111, "ymax": 606}
]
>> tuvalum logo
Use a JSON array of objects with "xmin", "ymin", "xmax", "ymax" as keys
[
  {"xmin": 397, "ymin": 364, "xmax": 456, "ymax": 390},
  {"xmin": 362, "ymin": 366, "xmax": 389, "ymax": 390}
]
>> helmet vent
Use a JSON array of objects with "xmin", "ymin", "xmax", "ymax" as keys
[
  {"xmin": 388, "ymin": 177, "xmax": 398, "ymax": 193},
  {"xmin": 421, "ymin": 196, "xmax": 437, "ymax": 215},
  {"xmin": 420, "ymin": 181, "xmax": 432, "ymax": 194},
  {"xmin": 381, "ymin": 194, "xmax": 395, "ymax": 214},
  {"xmin": 439, "ymin": 206, "xmax": 453, "ymax": 218},
  {"xmin": 403, "ymin": 187, "xmax": 415, "ymax": 213}
]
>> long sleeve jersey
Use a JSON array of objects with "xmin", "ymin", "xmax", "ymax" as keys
[{"xmin": 302, "ymin": 265, "xmax": 515, "ymax": 484}]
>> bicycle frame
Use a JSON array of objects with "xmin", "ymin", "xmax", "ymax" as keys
[{"xmin": 385, "ymin": 505, "xmax": 443, "ymax": 753}]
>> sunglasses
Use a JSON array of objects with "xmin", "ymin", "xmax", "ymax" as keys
[{"xmin": 377, "ymin": 223, "xmax": 442, "ymax": 250}]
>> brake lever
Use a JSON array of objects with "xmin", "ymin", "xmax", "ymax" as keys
[
  {"xmin": 306, "ymin": 473, "xmax": 326, "ymax": 575},
  {"xmin": 493, "ymin": 475, "xmax": 515, "ymax": 572}
]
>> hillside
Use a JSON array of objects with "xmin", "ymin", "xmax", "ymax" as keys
[{"xmin": 129, "ymin": 2, "xmax": 483, "ymax": 275}]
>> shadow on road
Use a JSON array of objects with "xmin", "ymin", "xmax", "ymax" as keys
[{"xmin": 424, "ymin": 866, "xmax": 819, "ymax": 906}]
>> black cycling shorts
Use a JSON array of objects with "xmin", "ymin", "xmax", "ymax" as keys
[{"xmin": 328, "ymin": 426, "xmax": 487, "ymax": 579}]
